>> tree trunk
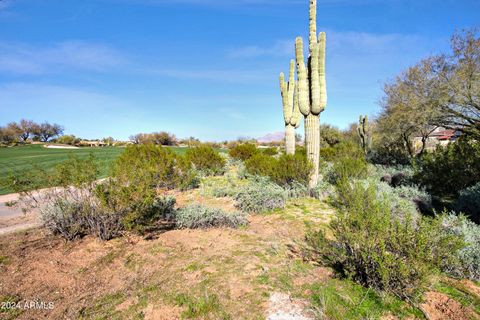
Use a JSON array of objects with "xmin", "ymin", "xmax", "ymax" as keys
[
  {"xmin": 305, "ymin": 113, "xmax": 320, "ymax": 188},
  {"xmin": 285, "ymin": 124, "xmax": 296, "ymax": 155}
]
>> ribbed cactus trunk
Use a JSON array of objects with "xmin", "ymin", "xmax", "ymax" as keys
[
  {"xmin": 280, "ymin": 60, "xmax": 301, "ymax": 155},
  {"xmin": 305, "ymin": 113, "xmax": 320, "ymax": 184},
  {"xmin": 295, "ymin": 0, "xmax": 327, "ymax": 188},
  {"xmin": 285, "ymin": 125, "xmax": 296, "ymax": 155}
]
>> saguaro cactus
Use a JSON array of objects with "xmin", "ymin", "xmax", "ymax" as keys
[
  {"xmin": 295, "ymin": 0, "xmax": 327, "ymax": 187},
  {"xmin": 280, "ymin": 60, "xmax": 301, "ymax": 155},
  {"xmin": 358, "ymin": 115, "xmax": 372, "ymax": 154}
]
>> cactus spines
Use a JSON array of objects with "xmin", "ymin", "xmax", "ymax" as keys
[
  {"xmin": 295, "ymin": 0, "xmax": 327, "ymax": 187},
  {"xmin": 358, "ymin": 115, "xmax": 372, "ymax": 154},
  {"xmin": 280, "ymin": 59, "xmax": 301, "ymax": 155}
]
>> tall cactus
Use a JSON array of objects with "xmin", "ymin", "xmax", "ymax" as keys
[
  {"xmin": 358, "ymin": 115, "xmax": 372, "ymax": 155},
  {"xmin": 280, "ymin": 60, "xmax": 301, "ymax": 154},
  {"xmin": 295, "ymin": 0, "xmax": 327, "ymax": 187}
]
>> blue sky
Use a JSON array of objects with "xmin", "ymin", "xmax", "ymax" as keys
[{"xmin": 0, "ymin": 0, "xmax": 478, "ymax": 141}]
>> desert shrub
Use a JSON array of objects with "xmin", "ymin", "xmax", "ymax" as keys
[
  {"xmin": 295, "ymin": 146, "xmax": 306, "ymax": 157},
  {"xmin": 175, "ymin": 204, "xmax": 247, "ymax": 229},
  {"xmin": 275, "ymin": 153, "xmax": 312, "ymax": 186},
  {"xmin": 374, "ymin": 180, "xmax": 422, "ymax": 221},
  {"xmin": 320, "ymin": 147, "xmax": 336, "ymax": 161},
  {"xmin": 201, "ymin": 175, "xmax": 244, "ymax": 198},
  {"xmin": 284, "ymin": 181, "xmax": 310, "ymax": 198},
  {"xmin": 311, "ymin": 179, "xmax": 335, "ymax": 200},
  {"xmin": 369, "ymin": 140, "xmax": 411, "ymax": 166},
  {"xmin": 414, "ymin": 137, "xmax": 480, "ymax": 197},
  {"xmin": 244, "ymin": 153, "xmax": 276, "ymax": 178},
  {"xmin": 83, "ymin": 207, "xmax": 125, "ymax": 241},
  {"xmin": 324, "ymin": 142, "xmax": 368, "ymax": 185},
  {"xmin": 261, "ymin": 147, "xmax": 278, "ymax": 156},
  {"xmin": 185, "ymin": 145, "xmax": 226, "ymax": 176},
  {"xmin": 121, "ymin": 196, "xmax": 176, "ymax": 232},
  {"xmin": 11, "ymin": 152, "xmax": 184, "ymax": 240},
  {"xmin": 111, "ymin": 144, "xmax": 200, "ymax": 200},
  {"xmin": 369, "ymin": 164, "xmax": 414, "ymax": 187},
  {"xmin": 112, "ymin": 144, "xmax": 180, "ymax": 193},
  {"xmin": 234, "ymin": 177, "xmax": 286, "ymax": 213},
  {"xmin": 245, "ymin": 153, "xmax": 312, "ymax": 187},
  {"xmin": 40, "ymin": 199, "xmax": 88, "ymax": 241},
  {"xmin": 441, "ymin": 213, "xmax": 480, "ymax": 281},
  {"xmin": 454, "ymin": 182, "xmax": 480, "ymax": 224},
  {"xmin": 307, "ymin": 181, "xmax": 464, "ymax": 300},
  {"xmin": 228, "ymin": 143, "xmax": 259, "ymax": 161},
  {"xmin": 329, "ymin": 156, "xmax": 368, "ymax": 185}
]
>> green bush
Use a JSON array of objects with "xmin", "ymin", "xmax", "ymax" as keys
[
  {"xmin": 307, "ymin": 181, "xmax": 463, "ymax": 300},
  {"xmin": 120, "ymin": 196, "xmax": 176, "ymax": 232},
  {"xmin": 441, "ymin": 213, "xmax": 480, "ymax": 281},
  {"xmin": 112, "ymin": 144, "xmax": 181, "ymax": 193},
  {"xmin": 175, "ymin": 204, "xmax": 247, "ymax": 229},
  {"xmin": 275, "ymin": 153, "xmax": 312, "ymax": 186},
  {"xmin": 414, "ymin": 137, "xmax": 480, "ymax": 198},
  {"xmin": 185, "ymin": 145, "xmax": 226, "ymax": 176},
  {"xmin": 228, "ymin": 143, "xmax": 259, "ymax": 161},
  {"xmin": 234, "ymin": 177, "xmax": 286, "ymax": 213},
  {"xmin": 245, "ymin": 153, "xmax": 312, "ymax": 187},
  {"xmin": 329, "ymin": 156, "xmax": 368, "ymax": 185},
  {"xmin": 323, "ymin": 142, "xmax": 368, "ymax": 185},
  {"xmin": 454, "ymin": 182, "xmax": 480, "ymax": 224},
  {"xmin": 244, "ymin": 153, "xmax": 276, "ymax": 178},
  {"xmin": 261, "ymin": 147, "xmax": 278, "ymax": 156}
]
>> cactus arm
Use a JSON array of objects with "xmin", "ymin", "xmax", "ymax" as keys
[
  {"xmin": 295, "ymin": 37, "xmax": 310, "ymax": 117},
  {"xmin": 318, "ymin": 32, "xmax": 327, "ymax": 113},
  {"xmin": 291, "ymin": 86, "xmax": 301, "ymax": 128},
  {"xmin": 280, "ymin": 72, "xmax": 292, "ymax": 124},
  {"xmin": 309, "ymin": 0, "xmax": 317, "ymax": 54}
]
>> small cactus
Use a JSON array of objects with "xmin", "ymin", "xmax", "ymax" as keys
[
  {"xmin": 295, "ymin": 0, "xmax": 327, "ymax": 187},
  {"xmin": 358, "ymin": 115, "xmax": 372, "ymax": 154},
  {"xmin": 280, "ymin": 60, "xmax": 301, "ymax": 155}
]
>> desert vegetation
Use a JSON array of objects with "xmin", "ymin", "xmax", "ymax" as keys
[{"xmin": 1, "ymin": 1, "xmax": 479, "ymax": 319}]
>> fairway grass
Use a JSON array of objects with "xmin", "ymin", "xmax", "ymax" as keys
[{"xmin": 0, "ymin": 144, "xmax": 192, "ymax": 195}]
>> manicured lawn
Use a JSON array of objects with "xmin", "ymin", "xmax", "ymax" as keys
[{"xmin": 0, "ymin": 144, "xmax": 192, "ymax": 195}]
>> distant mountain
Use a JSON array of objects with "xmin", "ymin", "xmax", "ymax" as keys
[{"xmin": 257, "ymin": 131, "xmax": 284, "ymax": 143}]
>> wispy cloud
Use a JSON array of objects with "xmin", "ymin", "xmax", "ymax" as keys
[
  {"xmin": 0, "ymin": 0, "xmax": 11, "ymax": 10},
  {"xmin": 218, "ymin": 107, "xmax": 246, "ymax": 120},
  {"xmin": 0, "ymin": 41, "xmax": 126, "ymax": 75},
  {"xmin": 229, "ymin": 31, "xmax": 425, "ymax": 59},
  {"xmin": 228, "ymin": 39, "xmax": 293, "ymax": 59},
  {"xmin": 145, "ymin": 68, "xmax": 274, "ymax": 83}
]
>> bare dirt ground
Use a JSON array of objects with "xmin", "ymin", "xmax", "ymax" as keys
[
  {"xmin": 0, "ymin": 193, "xmax": 335, "ymax": 319},
  {"xmin": 0, "ymin": 189, "xmax": 478, "ymax": 319}
]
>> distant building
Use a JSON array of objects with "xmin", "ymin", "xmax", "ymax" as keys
[
  {"xmin": 413, "ymin": 127, "xmax": 461, "ymax": 152},
  {"xmin": 79, "ymin": 140, "xmax": 107, "ymax": 147}
]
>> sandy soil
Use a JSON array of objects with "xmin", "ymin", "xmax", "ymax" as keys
[{"xmin": 0, "ymin": 190, "xmax": 478, "ymax": 319}]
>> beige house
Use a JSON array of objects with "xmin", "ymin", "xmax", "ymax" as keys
[{"xmin": 413, "ymin": 127, "xmax": 461, "ymax": 152}]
